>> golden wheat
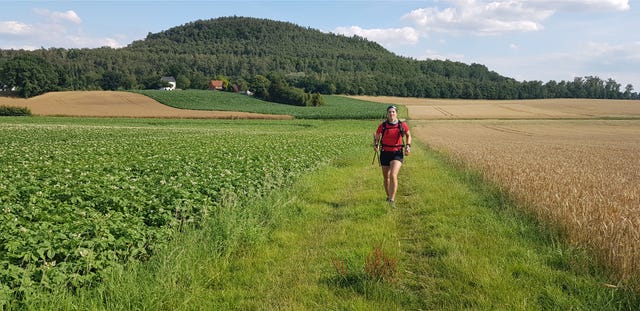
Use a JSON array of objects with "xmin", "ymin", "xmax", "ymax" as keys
[{"xmin": 412, "ymin": 119, "xmax": 640, "ymax": 288}]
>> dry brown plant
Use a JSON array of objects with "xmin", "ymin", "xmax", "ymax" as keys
[
  {"xmin": 412, "ymin": 119, "xmax": 640, "ymax": 288},
  {"xmin": 364, "ymin": 243, "xmax": 398, "ymax": 282}
]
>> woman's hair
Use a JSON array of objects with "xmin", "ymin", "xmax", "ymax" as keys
[{"xmin": 387, "ymin": 105, "xmax": 398, "ymax": 112}]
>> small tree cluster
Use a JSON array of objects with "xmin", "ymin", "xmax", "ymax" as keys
[
  {"xmin": 0, "ymin": 105, "xmax": 32, "ymax": 116},
  {"xmin": 250, "ymin": 74, "xmax": 324, "ymax": 107},
  {"xmin": 0, "ymin": 55, "xmax": 58, "ymax": 98}
]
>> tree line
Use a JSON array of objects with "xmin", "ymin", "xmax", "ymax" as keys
[{"xmin": 0, "ymin": 16, "xmax": 637, "ymax": 100}]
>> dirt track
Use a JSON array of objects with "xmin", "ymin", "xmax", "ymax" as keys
[{"xmin": 0, "ymin": 91, "xmax": 292, "ymax": 119}]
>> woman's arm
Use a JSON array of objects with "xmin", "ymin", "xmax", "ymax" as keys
[
  {"xmin": 404, "ymin": 129, "xmax": 412, "ymax": 155},
  {"xmin": 373, "ymin": 133, "xmax": 382, "ymax": 151}
]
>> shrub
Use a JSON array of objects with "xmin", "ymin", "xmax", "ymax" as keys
[{"xmin": 0, "ymin": 105, "xmax": 31, "ymax": 116}]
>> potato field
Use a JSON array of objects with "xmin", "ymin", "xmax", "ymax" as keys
[{"xmin": 0, "ymin": 117, "xmax": 366, "ymax": 301}]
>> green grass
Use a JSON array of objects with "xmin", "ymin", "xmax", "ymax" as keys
[
  {"xmin": 133, "ymin": 89, "xmax": 393, "ymax": 119},
  {"xmin": 19, "ymin": 127, "xmax": 639, "ymax": 310}
]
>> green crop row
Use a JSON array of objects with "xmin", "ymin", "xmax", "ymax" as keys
[
  {"xmin": 0, "ymin": 117, "xmax": 370, "ymax": 303},
  {"xmin": 133, "ymin": 90, "xmax": 392, "ymax": 119}
]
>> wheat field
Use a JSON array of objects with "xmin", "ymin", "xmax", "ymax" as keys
[
  {"xmin": 411, "ymin": 119, "xmax": 640, "ymax": 287},
  {"xmin": 351, "ymin": 96, "xmax": 640, "ymax": 119}
]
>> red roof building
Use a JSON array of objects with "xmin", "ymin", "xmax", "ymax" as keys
[{"xmin": 209, "ymin": 80, "xmax": 224, "ymax": 90}]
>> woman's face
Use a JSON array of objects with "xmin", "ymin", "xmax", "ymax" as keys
[{"xmin": 387, "ymin": 109, "xmax": 397, "ymax": 121}]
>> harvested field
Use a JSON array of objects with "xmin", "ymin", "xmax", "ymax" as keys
[
  {"xmin": 411, "ymin": 119, "xmax": 640, "ymax": 286},
  {"xmin": 0, "ymin": 91, "xmax": 292, "ymax": 119},
  {"xmin": 350, "ymin": 96, "xmax": 640, "ymax": 119}
]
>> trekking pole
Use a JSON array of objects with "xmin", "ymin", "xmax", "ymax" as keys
[
  {"xmin": 371, "ymin": 148, "xmax": 378, "ymax": 165},
  {"xmin": 371, "ymin": 133, "xmax": 381, "ymax": 166},
  {"xmin": 371, "ymin": 114, "xmax": 386, "ymax": 166}
]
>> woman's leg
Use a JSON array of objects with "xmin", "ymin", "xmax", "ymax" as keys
[
  {"xmin": 381, "ymin": 165, "xmax": 391, "ymax": 199},
  {"xmin": 386, "ymin": 160, "xmax": 403, "ymax": 202}
]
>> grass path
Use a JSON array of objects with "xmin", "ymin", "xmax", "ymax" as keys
[
  {"xmin": 216, "ymin": 144, "xmax": 638, "ymax": 309},
  {"xmin": 152, "ymin": 142, "xmax": 631, "ymax": 310}
]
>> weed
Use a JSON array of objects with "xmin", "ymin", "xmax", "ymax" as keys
[
  {"xmin": 331, "ymin": 257, "xmax": 348, "ymax": 278},
  {"xmin": 364, "ymin": 243, "xmax": 398, "ymax": 282}
]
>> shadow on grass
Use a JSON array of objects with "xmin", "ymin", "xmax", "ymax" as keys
[{"xmin": 321, "ymin": 272, "xmax": 400, "ymax": 302}]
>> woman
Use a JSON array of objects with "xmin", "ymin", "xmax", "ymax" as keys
[{"xmin": 373, "ymin": 105, "xmax": 411, "ymax": 207}]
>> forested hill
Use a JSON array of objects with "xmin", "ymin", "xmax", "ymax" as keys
[
  {"xmin": 129, "ymin": 17, "xmax": 393, "ymax": 60},
  {"xmin": 0, "ymin": 16, "xmax": 637, "ymax": 99},
  {"xmin": 123, "ymin": 16, "xmax": 514, "ymax": 98}
]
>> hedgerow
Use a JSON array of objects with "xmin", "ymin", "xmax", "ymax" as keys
[{"xmin": 0, "ymin": 105, "xmax": 31, "ymax": 116}]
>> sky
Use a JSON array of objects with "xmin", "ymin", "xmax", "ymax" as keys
[{"xmin": 1, "ymin": 0, "xmax": 639, "ymax": 90}]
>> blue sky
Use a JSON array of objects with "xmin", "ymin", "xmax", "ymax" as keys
[{"xmin": 1, "ymin": 0, "xmax": 639, "ymax": 90}]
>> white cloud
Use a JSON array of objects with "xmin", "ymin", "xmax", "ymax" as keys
[
  {"xmin": 33, "ymin": 9, "xmax": 82, "ymax": 24},
  {"xmin": 333, "ymin": 26, "xmax": 420, "ymax": 46},
  {"xmin": 527, "ymin": 0, "xmax": 630, "ymax": 12},
  {"xmin": 67, "ymin": 36, "xmax": 123, "ymax": 49},
  {"xmin": 420, "ymin": 49, "xmax": 466, "ymax": 61},
  {"xmin": 401, "ymin": 0, "xmax": 629, "ymax": 36},
  {"xmin": 581, "ymin": 41, "xmax": 640, "ymax": 66},
  {"xmin": 478, "ymin": 40, "xmax": 640, "ymax": 88},
  {"xmin": 402, "ymin": 0, "xmax": 553, "ymax": 35},
  {"xmin": 0, "ymin": 21, "xmax": 33, "ymax": 35},
  {"xmin": 0, "ymin": 9, "xmax": 123, "ymax": 49}
]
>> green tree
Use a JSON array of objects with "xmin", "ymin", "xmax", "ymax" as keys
[
  {"xmin": 310, "ymin": 93, "xmax": 325, "ymax": 106},
  {"xmin": 100, "ymin": 71, "xmax": 125, "ymax": 90},
  {"xmin": 176, "ymin": 75, "xmax": 191, "ymax": 89},
  {"xmin": 0, "ymin": 54, "xmax": 58, "ymax": 98},
  {"xmin": 250, "ymin": 74, "xmax": 271, "ymax": 98}
]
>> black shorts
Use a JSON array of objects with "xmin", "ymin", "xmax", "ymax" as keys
[{"xmin": 380, "ymin": 150, "xmax": 404, "ymax": 166}]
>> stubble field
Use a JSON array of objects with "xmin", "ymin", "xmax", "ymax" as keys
[{"xmin": 357, "ymin": 95, "xmax": 640, "ymax": 287}]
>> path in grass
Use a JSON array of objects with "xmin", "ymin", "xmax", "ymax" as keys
[{"xmin": 211, "ymin": 144, "xmax": 639, "ymax": 310}]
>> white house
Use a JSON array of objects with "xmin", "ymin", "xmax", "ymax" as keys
[{"xmin": 160, "ymin": 76, "xmax": 176, "ymax": 90}]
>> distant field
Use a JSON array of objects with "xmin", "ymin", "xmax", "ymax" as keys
[
  {"xmin": 412, "ymin": 119, "xmax": 640, "ymax": 286},
  {"xmin": 351, "ymin": 95, "xmax": 640, "ymax": 119},
  {"xmin": 0, "ymin": 91, "xmax": 392, "ymax": 120},
  {"xmin": 0, "ymin": 91, "xmax": 290, "ymax": 119},
  {"xmin": 135, "ymin": 90, "xmax": 390, "ymax": 119}
]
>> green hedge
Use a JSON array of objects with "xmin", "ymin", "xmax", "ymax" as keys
[{"xmin": 0, "ymin": 105, "xmax": 32, "ymax": 116}]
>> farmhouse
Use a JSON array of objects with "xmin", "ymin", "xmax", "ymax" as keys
[
  {"xmin": 209, "ymin": 80, "xmax": 224, "ymax": 90},
  {"xmin": 160, "ymin": 76, "xmax": 176, "ymax": 90}
]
